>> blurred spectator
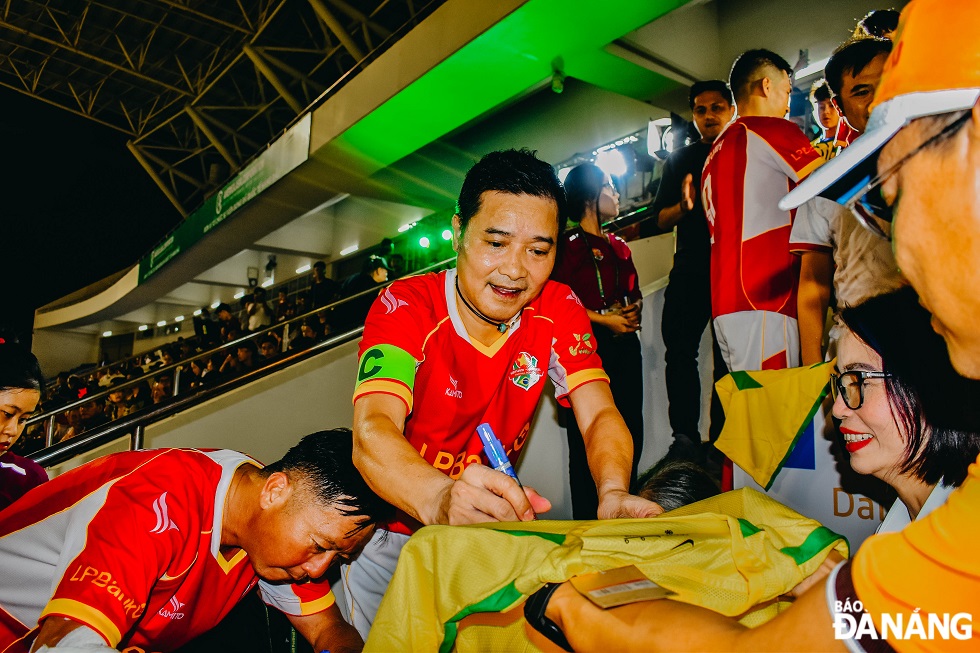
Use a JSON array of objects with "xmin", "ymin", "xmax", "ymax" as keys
[
  {"xmin": 246, "ymin": 287, "xmax": 273, "ymax": 332},
  {"xmin": 105, "ymin": 381, "xmax": 129, "ymax": 421},
  {"xmin": 636, "ymin": 459, "xmax": 720, "ymax": 512},
  {"xmin": 257, "ymin": 336, "xmax": 281, "ymax": 364},
  {"xmin": 336, "ymin": 256, "xmax": 390, "ymax": 333},
  {"xmin": 288, "ymin": 319, "xmax": 319, "ymax": 352},
  {"xmin": 809, "ymin": 79, "xmax": 851, "ymax": 161},
  {"xmin": 274, "ymin": 290, "xmax": 293, "ymax": 323},
  {"xmin": 388, "ymin": 253, "xmax": 406, "ymax": 279},
  {"xmin": 220, "ymin": 341, "xmax": 257, "ymax": 377},
  {"xmin": 151, "ymin": 375, "xmax": 173, "ymax": 404},
  {"xmin": 307, "ymin": 261, "xmax": 339, "ymax": 310},
  {"xmin": 214, "ymin": 303, "xmax": 237, "ymax": 342}
]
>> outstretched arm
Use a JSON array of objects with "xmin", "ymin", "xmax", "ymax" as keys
[
  {"xmin": 568, "ymin": 382, "xmax": 662, "ymax": 519},
  {"xmin": 352, "ymin": 393, "xmax": 548, "ymax": 526},
  {"xmin": 543, "ymin": 571, "xmax": 846, "ymax": 652}
]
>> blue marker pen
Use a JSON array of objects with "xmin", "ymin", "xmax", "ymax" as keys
[{"xmin": 476, "ymin": 422, "xmax": 521, "ymax": 484}]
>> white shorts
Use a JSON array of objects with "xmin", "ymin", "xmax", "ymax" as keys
[
  {"xmin": 341, "ymin": 529, "xmax": 410, "ymax": 640},
  {"xmin": 713, "ymin": 310, "xmax": 800, "ymax": 371}
]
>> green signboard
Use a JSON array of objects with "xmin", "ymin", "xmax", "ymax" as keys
[{"xmin": 138, "ymin": 113, "xmax": 312, "ymax": 283}]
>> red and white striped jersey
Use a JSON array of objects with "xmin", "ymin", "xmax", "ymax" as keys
[
  {"xmin": 701, "ymin": 116, "xmax": 823, "ymax": 319},
  {"xmin": 0, "ymin": 448, "xmax": 336, "ymax": 653}
]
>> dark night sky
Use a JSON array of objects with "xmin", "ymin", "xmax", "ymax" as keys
[{"xmin": 2, "ymin": 88, "xmax": 181, "ymax": 339}]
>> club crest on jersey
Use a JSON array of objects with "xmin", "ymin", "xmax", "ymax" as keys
[
  {"xmin": 569, "ymin": 333, "xmax": 595, "ymax": 356},
  {"xmin": 591, "ymin": 247, "xmax": 604, "ymax": 261},
  {"xmin": 509, "ymin": 352, "xmax": 542, "ymax": 391}
]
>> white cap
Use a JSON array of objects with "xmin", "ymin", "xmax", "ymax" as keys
[{"xmin": 780, "ymin": 88, "xmax": 980, "ymax": 211}]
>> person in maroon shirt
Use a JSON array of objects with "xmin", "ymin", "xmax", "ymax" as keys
[
  {"xmin": 0, "ymin": 340, "xmax": 47, "ymax": 512},
  {"xmin": 552, "ymin": 163, "xmax": 644, "ymax": 519}
]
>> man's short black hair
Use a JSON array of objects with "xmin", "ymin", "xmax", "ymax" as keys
[
  {"xmin": 856, "ymin": 9, "xmax": 900, "ymax": 39},
  {"xmin": 729, "ymin": 48, "xmax": 793, "ymax": 104},
  {"xmin": 637, "ymin": 460, "xmax": 720, "ymax": 512},
  {"xmin": 261, "ymin": 428, "xmax": 394, "ymax": 533},
  {"xmin": 313, "ymin": 261, "xmax": 326, "ymax": 271},
  {"xmin": 810, "ymin": 78, "xmax": 833, "ymax": 104},
  {"xmin": 689, "ymin": 80, "xmax": 733, "ymax": 109},
  {"xmin": 455, "ymin": 149, "xmax": 567, "ymax": 236},
  {"xmin": 825, "ymin": 38, "xmax": 892, "ymax": 97}
]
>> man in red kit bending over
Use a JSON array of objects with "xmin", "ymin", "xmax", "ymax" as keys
[
  {"xmin": 344, "ymin": 149, "xmax": 662, "ymax": 638},
  {"xmin": 0, "ymin": 429, "xmax": 390, "ymax": 653}
]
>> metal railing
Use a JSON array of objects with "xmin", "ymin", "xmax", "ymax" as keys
[{"xmin": 25, "ymin": 255, "xmax": 458, "ymax": 456}]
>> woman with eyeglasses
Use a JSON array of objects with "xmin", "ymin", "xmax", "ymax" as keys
[
  {"xmin": 551, "ymin": 163, "xmax": 644, "ymax": 519},
  {"xmin": 832, "ymin": 286, "xmax": 980, "ymax": 533}
]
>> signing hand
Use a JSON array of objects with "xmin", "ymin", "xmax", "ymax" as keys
[
  {"xmin": 597, "ymin": 489, "xmax": 664, "ymax": 519},
  {"xmin": 439, "ymin": 464, "xmax": 552, "ymax": 525},
  {"xmin": 619, "ymin": 303, "xmax": 642, "ymax": 329}
]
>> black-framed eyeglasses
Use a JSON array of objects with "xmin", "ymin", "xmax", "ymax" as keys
[
  {"xmin": 844, "ymin": 111, "xmax": 971, "ymax": 240},
  {"xmin": 830, "ymin": 370, "xmax": 893, "ymax": 410}
]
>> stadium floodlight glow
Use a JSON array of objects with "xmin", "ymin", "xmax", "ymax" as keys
[
  {"xmin": 175, "ymin": 315, "xmax": 184, "ymax": 322},
  {"xmin": 138, "ymin": 325, "xmax": 148, "ymax": 332},
  {"xmin": 340, "ymin": 245, "xmax": 358, "ymax": 256},
  {"xmin": 261, "ymin": 278, "xmax": 274, "ymax": 288},
  {"xmin": 419, "ymin": 236, "xmax": 430, "ymax": 248},
  {"xmin": 234, "ymin": 291, "xmax": 245, "ymax": 299},
  {"xmin": 398, "ymin": 222, "xmax": 418, "ymax": 233},
  {"xmin": 193, "ymin": 309, "xmax": 202, "ymax": 316},
  {"xmin": 296, "ymin": 264, "xmax": 311, "ymax": 274},
  {"xmin": 595, "ymin": 148, "xmax": 628, "ymax": 178},
  {"xmin": 211, "ymin": 301, "xmax": 221, "ymax": 309},
  {"xmin": 157, "ymin": 320, "xmax": 167, "ymax": 327},
  {"xmin": 796, "ymin": 56, "xmax": 831, "ymax": 79},
  {"xmin": 557, "ymin": 167, "xmax": 572, "ymax": 183},
  {"xmin": 442, "ymin": 229, "xmax": 453, "ymax": 241},
  {"xmin": 102, "ymin": 331, "xmax": 112, "ymax": 337}
]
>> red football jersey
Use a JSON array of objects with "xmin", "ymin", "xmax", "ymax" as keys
[
  {"xmin": 0, "ymin": 449, "xmax": 335, "ymax": 653},
  {"xmin": 701, "ymin": 116, "xmax": 823, "ymax": 319},
  {"xmin": 354, "ymin": 270, "xmax": 609, "ymax": 534}
]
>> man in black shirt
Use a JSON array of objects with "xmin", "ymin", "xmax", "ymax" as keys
[{"xmin": 649, "ymin": 80, "xmax": 734, "ymax": 464}]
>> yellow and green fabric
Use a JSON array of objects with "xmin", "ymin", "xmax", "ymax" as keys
[
  {"xmin": 365, "ymin": 488, "xmax": 847, "ymax": 652},
  {"xmin": 715, "ymin": 361, "xmax": 834, "ymax": 490}
]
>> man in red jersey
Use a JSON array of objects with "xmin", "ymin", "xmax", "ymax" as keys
[
  {"xmin": 702, "ymin": 48, "xmax": 823, "ymax": 373},
  {"xmin": 345, "ymin": 149, "xmax": 662, "ymax": 637},
  {"xmin": 0, "ymin": 429, "xmax": 391, "ymax": 653}
]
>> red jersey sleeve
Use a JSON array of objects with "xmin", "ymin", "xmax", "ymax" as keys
[
  {"xmin": 544, "ymin": 282, "xmax": 609, "ymax": 406},
  {"xmin": 748, "ymin": 118, "xmax": 824, "ymax": 182},
  {"xmin": 353, "ymin": 277, "xmax": 431, "ymax": 412}
]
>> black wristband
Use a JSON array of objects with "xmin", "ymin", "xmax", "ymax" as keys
[{"xmin": 524, "ymin": 582, "xmax": 574, "ymax": 652}]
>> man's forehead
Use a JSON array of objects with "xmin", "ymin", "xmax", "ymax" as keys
[
  {"xmin": 473, "ymin": 191, "xmax": 559, "ymax": 231},
  {"xmin": 694, "ymin": 91, "xmax": 730, "ymax": 108}
]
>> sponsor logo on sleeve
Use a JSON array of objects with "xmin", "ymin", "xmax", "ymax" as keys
[
  {"xmin": 569, "ymin": 333, "xmax": 595, "ymax": 356},
  {"xmin": 509, "ymin": 352, "xmax": 542, "ymax": 391},
  {"xmin": 566, "ymin": 292, "xmax": 583, "ymax": 307},
  {"xmin": 150, "ymin": 492, "xmax": 180, "ymax": 534},
  {"xmin": 380, "ymin": 287, "xmax": 408, "ymax": 314}
]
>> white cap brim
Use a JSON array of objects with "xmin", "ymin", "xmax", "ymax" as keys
[{"xmin": 780, "ymin": 89, "xmax": 980, "ymax": 210}]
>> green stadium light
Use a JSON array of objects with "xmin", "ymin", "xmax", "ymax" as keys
[
  {"xmin": 442, "ymin": 229, "xmax": 452, "ymax": 241},
  {"xmin": 419, "ymin": 236, "xmax": 431, "ymax": 248}
]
